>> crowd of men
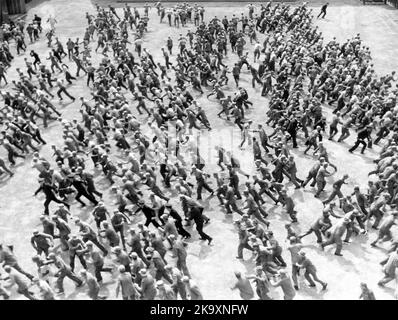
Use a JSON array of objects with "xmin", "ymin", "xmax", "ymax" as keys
[{"xmin": 0, "ymin": 1, "xmax": 398, "ymax": 300}]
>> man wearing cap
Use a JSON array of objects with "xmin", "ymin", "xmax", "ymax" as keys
[
  {"xmin": 69, "ymin": 173, "xmax": 98, "ymax": 207},
  {"xmin": 30, "ymin": 230, "xmax": 53, "ymax": 257},
  {"xmin": 143, "ymin": 173, "xmax": 170, "ymax": 201},
  {"xmin": 280, "ymin": 189, "xmax": 298, "ymax": 223},
  {"xmin": 137, "ymin": 268, "xmax": 157, "ymax": 300},
  {"xmin": 127, "ymin": 228, "xmax": 149, "ymax": 266},
  {"xmin": 191, "ymin": 166, "xmax": 214, "ymax": 200},
  {"xmin": 135, "ymin": 200, "xmax": 162, "ymax": 229},
  {"xmin": 287, "ymin": 236, "xmax": 303, "ymax": 290},
  {"xmin": 252, "ymin": 242, "xmax": 279, "ymax": 275},
  {"xmin": 348, "ymin": 125, "xmax": 372, "ymax": 154},
  {"xmin": 80, "ymin": 270, "xmax": 107, "ymax": 300},
  {"xmin": 116, "ymin": 265, "xmax": 138, "ymax": 300},
  {"xmin": 253, "ymin": 175, "xmax": 279, "ymax": 205},
  {"xmin": 40, "ymin": 215, "xmax": 57, "ymax": 238},
  {"xmin": 92, "ymin": 202, "xmax": 110, "ymax": 230},
  {"xmin": 270, "ymin": 269, "xmax": 296, "ymax": 300},
  {"xmin": 227, "ymin": 164, "xmax": 244, "ymax": 200},
  {"xmin": 160, "ymin": 214, "xmax": 179, "ymax": 242},
  {"xmin": 32, "ymin": 277, "xmax": 56, "ymax": 300},
  {"xmin": 236, "ymin": 223, "xmax": 253, "ymax": 260},
  {"xmin": 164, "ymin": 204, "xmax": 191, "ymax": 239},
  {"xmin": 301, "ymin": 158, "xmax": 326, "ymax": 188},
  {"xmin": 149, "ymin": 231, "xmax": 167, "ymax": 260},
  {"xmin": 165, "ymin": 265, "xmax": 187, "ymax": 300},
  {"xmin": 183, "ymin": 276, "xmax": 203, "ymax": 300},
  {"xmin": 34, "ymin": 179, "xmax": 70, "ymax": 215},
  {"xmin": 99, "ymin": 221, "xmax": 120, "ymax": 248},
  {"xmin": 0, "ymin": 137, "xmax": 26, "ymax": 166},
  {"xmin": 52, "ymin": 215, "xmax": 71, "ymax": 251},
  {"xmin": 365, "ymin": 193, "xmax": 389, "ymax": 229},
  {"xmin": 321, "ymin": 217, "xmax": 350, "ymax": 256},
  {"xmin": 323, "ymin": 174, "xmax": 349, "ymax": 205},
  {"xmin": 359, "ymin": 282, "xmax": 376, "ymax": 300},
  {"xmin": 371, "ymin": 211, "xmax": 398, "ymax": 247},
  {"xmin": 54, "ymin": 204, "xmax": 72, "ymax": 222},
  {"xmin": 223, "ymin": 186, "xmax": 245, "ymax": 215},
  {"xmin": 47, "ymin": 253, "xmax": 83, "ymax": 293},
  {"xmin": 343, "ymin": 210, "xmax": 366, "ymax": 243},
  {"xmin": 2, "ymin": 266, "xmax": 38, "ymax": 300},
  {"xmin": 171, "ymin": 235, "xmax": 191, "ymax": 277},
  {"xmin": 247, "ymin": 266, "xmax": 272, "ymax": 300},
  {"xmin": 296, "ymin": 251, "xmax": 327, "ymax": 290},
  {"xmin": 378, "ymin": 248, "xmax": 398, "ymax": 287},
  {"xmin": 179, "ymin": 194, "xmax": 203, "ymax": 219},
  {"xmin": 111, "ymin": 209, "xmax": 130, "ymax": 250},
  {"xmin": 299, "ymin": 209, "xmax": 333, "ymax": 244},
  {"xmin": 113, "ymin": 187, "xmax": 130, "ymax": 214},
  {"xmin": 189, "ymin": 204, "xmax": 213, "ymax": 245},
  {"xmin": 112, "ymin": 247, "xmax": 132, "ymax": 273},
  {"xmin": 82, "ymin": 241, "xmax": 113, "ymax": 283},
  {"xmin": 130, "ymin": 252, "xmax": 146, "ymax": 284},
  {"xmin": 242, "ymin": 190, "xmax": 270, "ymax": 225},
  {"xmin": 68, "ymin": 234, "xmax": 88, "ymax": 272},
  {"xmin": 314, "ymin": 163, "xmax": 332, "ymax": 198},
  {"xmin": 75, "ymin": 219, "xmax": 108, "ymax": 256},
  {"xmin": 121, "ymin": 177, "xmax": 142, "ymax": 205},
  {"xmin": 267, "ymin": 231, "xmax": 287, "ymax": 267},
  {"xmin": 231, "ymin": 271, "xmax": 254, "ymax": 300},
  {"xmin": 156, "ymin": 280, "xmax": 176, "ymax": 300},
  {"xmin": 0, "ymin": 243, "xmax": 34, "ymax": 281},
  {"xmin": 146, "ymin": 247, "xmax": 173, "ymax": 284},
  {"xmin": 352, "ymin": 186, "xmax": 369, "ymax": 216}
]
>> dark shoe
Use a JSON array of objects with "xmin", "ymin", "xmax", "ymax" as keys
[
  {"xmin": 334, "ymin": 252, "xmax": 343, "ymax": 256},
  {"xmin": 322, "ymin": 283, "xmax": 328, "ymax": 291}
]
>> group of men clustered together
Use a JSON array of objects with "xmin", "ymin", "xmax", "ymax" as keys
[{"xmin": 0, "ymin": 1, "xmax": 397, "ymax": 301}]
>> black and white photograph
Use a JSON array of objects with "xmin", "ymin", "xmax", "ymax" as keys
[{"xmin": 0, "ymin": 0, "xmax": 397, "ymax": 307}]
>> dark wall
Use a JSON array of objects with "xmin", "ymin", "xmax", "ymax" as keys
[{"xmin": 4, "ymin": 0, "xmax": 26, "ymax": 15}]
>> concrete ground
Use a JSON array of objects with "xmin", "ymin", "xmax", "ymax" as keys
[{"xmin": 1, "ymin": 0, "xmax": 398, "ymax": 300}]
